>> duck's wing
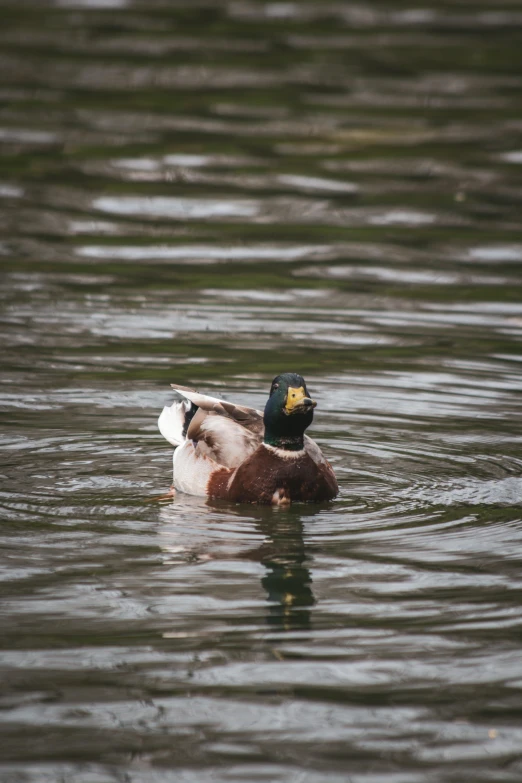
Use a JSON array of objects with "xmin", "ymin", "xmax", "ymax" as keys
[
  {"xmin": 170, "ymin": 384, "xmax": 263, "ymax": 431},
  {"xmin": 187, "ymin": 409, "xmax": 261, "ymax": 468},
  {"xmin": 303, "ymin": 434, "xmax": 327, "ymax": 465},
  {"xmin": 159, "ymin": 384, "xmax": 264, "ymax": 469},
  {"xmin": 304, "ymin": 434, "xmax": 339, "ymax": 496}
]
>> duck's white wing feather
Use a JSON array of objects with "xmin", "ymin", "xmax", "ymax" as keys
[{"xmin": 158, "ymin": 398, "xmax": 192, "ymax": 447}]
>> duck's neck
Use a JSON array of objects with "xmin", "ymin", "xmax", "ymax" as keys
[{"xmin": 263, "ymin": 431, "xmax": 304, "ymax": 451}]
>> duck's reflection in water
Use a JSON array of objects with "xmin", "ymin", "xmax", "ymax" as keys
[
  {"xmin": 256, "ymin": 511, "xmax": 314, "ymax": 631},
  {"xmin": 157, "ymin": 496, "xmax": 321, "ymax": 631}
]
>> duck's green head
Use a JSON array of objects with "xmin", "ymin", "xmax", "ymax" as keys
[{"xmin": 263, "ymin": 373, "xmax": 317, "ymax": 450}]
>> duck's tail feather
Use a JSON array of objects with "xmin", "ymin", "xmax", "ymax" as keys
[{"xmin": 158, "ymin": 396, "xmax": 194, "ymax": 447}]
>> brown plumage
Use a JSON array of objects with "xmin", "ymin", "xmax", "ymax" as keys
[
  {"xmin": 157, "ymin": 373, "xmax": 338, "ymax": 505},
  {"xmin": 211, "ymin": 446, "xmax": 338, "ymax": 504}
]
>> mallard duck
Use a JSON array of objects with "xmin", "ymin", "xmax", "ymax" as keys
[{"xmin": 158, "ymin": 373, "xmax": 338, "ymax": 505}]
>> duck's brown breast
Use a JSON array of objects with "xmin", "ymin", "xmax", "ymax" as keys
[{"xmin": 226, "ymin": 445, "xmax": 337, "ymax": 504}]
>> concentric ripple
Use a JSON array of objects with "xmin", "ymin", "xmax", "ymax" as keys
[{"xmin": 1, "ymin": 0, "xmax": 522, "ymax": 782}]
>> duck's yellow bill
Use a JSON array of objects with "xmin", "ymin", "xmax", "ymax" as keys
[{"xmin": 284, "ymin": 386, "xmax": 317, "ymax": 413}]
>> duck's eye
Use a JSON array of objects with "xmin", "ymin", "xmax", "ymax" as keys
[{"xmin": 272, "ymin": 383, "xmax": 279, "ymax": 391}]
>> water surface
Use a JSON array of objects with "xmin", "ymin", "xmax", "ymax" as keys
[{"xmin": 1, "ymin": 1, "xmax": 522, "ymax": 781}]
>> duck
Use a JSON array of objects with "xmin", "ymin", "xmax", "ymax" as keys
[{"xmin": 158, "ymin": 373, "xmax": 338, "ymax": 505}]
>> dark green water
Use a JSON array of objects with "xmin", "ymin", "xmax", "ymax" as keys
[{"xmin": 1, "ymin": 1, "xmax": 522, "ymax": 781}]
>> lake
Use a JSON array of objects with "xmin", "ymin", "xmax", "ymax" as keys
[{"xmin": 1, "ymin": 1, "xmax": 522, "ymax": 781}]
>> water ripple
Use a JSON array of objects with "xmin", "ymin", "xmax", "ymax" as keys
[{"xmin": 1, "ymin": 1, "xmax": 522, "ymax": 781}]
